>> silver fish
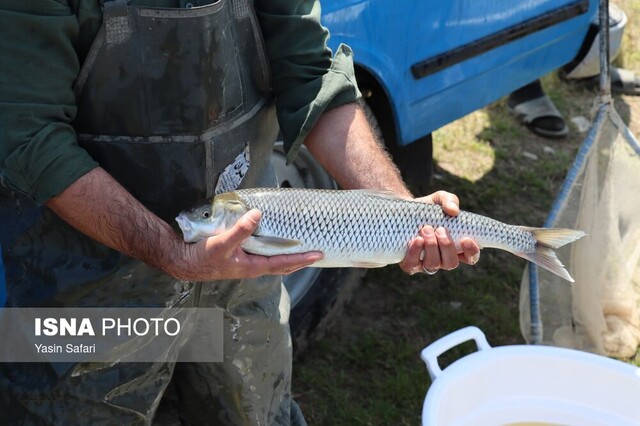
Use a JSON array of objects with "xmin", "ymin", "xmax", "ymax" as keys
[{"xmin": 176, "ymin": 188, "xmax": 586, "ymax": 282}]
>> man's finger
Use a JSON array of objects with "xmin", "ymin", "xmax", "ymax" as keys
[
  {"xmin": 400, "ymin": 237, "xmax": 425, "ymax": 274},
  {"xmin": 220, "ymin": 209, "xmax": 262, "ymax": 249},
  {"xmin": 429, "ymin": 191, "xmax": 460, "ymax": 216},
  {"xmin": 435, "ymin": 227, "xmax": 459, "ymax": 270},
  {"xmin": 458, "ymin": 238, "xmax": 480, "ymax": 265},
  {"xmin": 263, "ymin": 252, "xmax": 324, "ymax": 275},
  {"xmin": 420, "ymin": 226, "xmax": 442, "ymax": 272}
]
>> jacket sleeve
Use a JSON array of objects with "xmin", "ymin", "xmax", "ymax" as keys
[
  {"xmin": 254, "ymin": 0, "xmax": 361, "ymax": 163},
  {"xmin": 0, "ymin": 3, "xmax": 98, "ymax": 204}
]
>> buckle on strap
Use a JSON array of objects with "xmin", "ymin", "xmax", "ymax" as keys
[{"xmin": 104, "ymin": 0, "xmax": 132, "ymax": 45}]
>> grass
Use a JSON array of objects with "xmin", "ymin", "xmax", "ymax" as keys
[{"xmin": 295, "ymin": 1, "xmax": 640, "ymax": 423}]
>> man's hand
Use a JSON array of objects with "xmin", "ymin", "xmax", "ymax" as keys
[
  {"xmin": 399, "ymin": 191, "xmax": 481, "ymax": 275},
  {"xmin": 169, "ymin": 209, "xmax": 323, "ymax": 281}
]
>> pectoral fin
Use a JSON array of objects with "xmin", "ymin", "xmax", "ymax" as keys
[
  {"xmin": 243, "ymin": 235, "xmax": 303, "ymax": 256},
  {"xmin": 351, "ymin": 261, "xmax": 389, "ymax": 268},
  {"xmin": 311, "ymin": 259, "xmax": 390, "ymax": 268},
  {"xmin": 251, "ymin": 235, "xmax": 302, "ymax": 248}
]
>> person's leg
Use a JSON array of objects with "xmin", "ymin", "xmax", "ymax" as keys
[
  {"xmin": 0, "ymin": 264, "xmax": 188, "ymax": 424},
  {"xmin": 508, "ymin": 79, "xmax": 568, "ymax": 138},
  {"xmin": 173, "ymin": 277, "xmax": 302, "ymax": 426}
]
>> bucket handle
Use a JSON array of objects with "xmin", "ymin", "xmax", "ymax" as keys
[{"xmin": 420, "ymin": 326, "xmax": 492, "ymax": 381}]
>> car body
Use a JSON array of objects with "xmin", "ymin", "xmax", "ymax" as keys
[{"xmin": 322, "ymin": 0, "xmax": 597, "ymax": 146}]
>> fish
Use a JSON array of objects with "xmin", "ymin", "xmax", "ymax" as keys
[{"xmin": 175, "ymin": 188, "xmax": 586, "ymax": 282}]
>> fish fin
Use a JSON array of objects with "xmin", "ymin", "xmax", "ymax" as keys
[
  {"xmin": 517, "ymin": 247, "xmax": 575, "ymax": 283},
  {"xmin": 249, "ymin": 235, "xmax": 302, "ymax": 249},
  {"xmin": 524, "ymin": 227, "xmax": 586, "ymax": 249},
  {"xmin": 352, "ymin": 189, "xmax": 404, "ymax": 200},
  {"xmin": 350, "ymin": 261, "xmax": 388, "ymax": 268},
  {"xmin": 311, "ymin": 259, "xmax": 389, "ymax": 268},
  {"xmin": 516, "ymin": 227, "xmax": 586, "ymax": 282}
]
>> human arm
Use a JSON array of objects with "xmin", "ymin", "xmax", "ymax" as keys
[
  {"xmin": 0, "ymin": 3, "xmax": 319, "ymax": 282},
  {"xmin": 303, "ymin": 102, "xmax": 480, "ymax": 274},
  {"xmin": 46, "ymin": 168, "xmax": 323, "ymax": 281},
  {"xmin": 255, "ymin": 0, "xmax": 479, "ymax": 273}
]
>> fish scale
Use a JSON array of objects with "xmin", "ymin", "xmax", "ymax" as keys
[
  {"xmin": 176, "ymin": 188, "xmax": 586, "ymax": 281},
  {"xmin": 238, "ymin": 188, "xmax": 532, "ymax": 265}
]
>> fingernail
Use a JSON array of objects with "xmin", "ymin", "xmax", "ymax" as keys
[
  {"xmin": 462, "ymin": 240, "xmax": 475, "ymax": 250},
  {"xmin": 306, "ymin": 252, "xmax": 324, "ymax": 263},
  {"xmin": 244, "ymin": 209, "xmax": 261, "ymax": 222},
  {"xmin": 420, "ymin": 227, "xmax": 433, "ymax": 239},
  {"xmin": 436, "ymin": 228, "xmax": 447, "ymax": 238}
]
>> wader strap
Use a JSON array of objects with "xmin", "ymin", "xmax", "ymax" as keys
[{"xmin": 74, "ymin": 0, "xmax": 130, "ymax": 98}]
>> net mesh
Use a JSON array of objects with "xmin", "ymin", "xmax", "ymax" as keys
[{"xmin": 520, "ymin": 104, "xmax": 640, "ymax": 358}]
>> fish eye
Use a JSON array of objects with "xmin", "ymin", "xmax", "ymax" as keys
[{"xmin": 202, "ymin": 209, "xmax": 211, "ymax": 219}]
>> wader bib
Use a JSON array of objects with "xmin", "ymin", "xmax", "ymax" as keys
[{"xmin": 0, "ymin": 1, "xmax": 299, "ymax": 424}]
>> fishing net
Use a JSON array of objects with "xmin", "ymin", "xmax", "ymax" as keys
[
  {"xmin": 520, "ymin": 0, "xmax": 640, "ymax": 359},
  {"xmin": 520, "ymin": 102, "xmax": 640, "ymax": 358}
]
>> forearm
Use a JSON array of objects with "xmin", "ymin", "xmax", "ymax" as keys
[
  {"xmin": 304, "ymin": 102, "xmax": 482, "ymax": 274},
  {"xmin": 303, "ymin": 102, "xmax": 412, "ymax": 198},
  {"xmin": 45, "ymin": 167, "xmax": 186, "ymax": 278}
]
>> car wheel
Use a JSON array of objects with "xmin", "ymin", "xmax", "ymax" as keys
[{"xmin": 272, "ymin": 142, "xmax": 366, "ymax": 355}]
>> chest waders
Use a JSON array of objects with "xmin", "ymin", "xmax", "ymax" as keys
[{"xmin": 0, "ymin": 1, "xmax": 300, "ymax": 424}]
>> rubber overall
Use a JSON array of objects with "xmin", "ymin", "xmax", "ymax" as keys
[{"xmin": 0, "ymin": 0, "xmax": 298, "ymax": 424}]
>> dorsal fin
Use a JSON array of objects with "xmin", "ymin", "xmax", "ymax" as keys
[{"xmin": 352, "ymin": 189, "xmax": 406, "ymax": 201}]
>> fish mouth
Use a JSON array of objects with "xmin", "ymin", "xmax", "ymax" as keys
[{"xmin": 175, "ymin": 214, "xmax": 196, "ymax": 242}]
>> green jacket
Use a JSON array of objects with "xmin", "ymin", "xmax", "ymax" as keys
[{"xmin": 0, "ymin": 0, "xmax": 359, "ymax": 204}]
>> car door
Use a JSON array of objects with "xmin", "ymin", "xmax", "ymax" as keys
[{"xmin": 322, "ymin": 0, "xmax": 596, "ymax": 145}]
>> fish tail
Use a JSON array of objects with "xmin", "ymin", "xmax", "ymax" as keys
[{"xmin": 517, "ymin": 227, "xmax": 586, "ymax": 282}]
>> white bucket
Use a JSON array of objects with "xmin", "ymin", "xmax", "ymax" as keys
[{"xmin": 420, "ymin": 327, "xmax": 640, "ymax": 426}]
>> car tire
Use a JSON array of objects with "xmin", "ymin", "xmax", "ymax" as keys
[{"xmin": 271, "ymin": 142, "xmax": 366, "ymax": 355}]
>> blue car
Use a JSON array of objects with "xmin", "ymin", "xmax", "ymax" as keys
[
  {"xmin": 322, "ymin": 0, "xmax": 596, "ymax": 151},
  {"xmin": 283, "ymin": 0, "xmax": 599, "ymax": 349}
]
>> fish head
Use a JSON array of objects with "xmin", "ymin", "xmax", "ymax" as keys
[{"xmin": 176, "ymin": 192, "xmax": 249, "ymax": 243}]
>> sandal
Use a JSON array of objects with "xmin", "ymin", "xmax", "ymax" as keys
[
  {"xmin": 578, "ymin": 67, "xmax": 640, "ymax": 95},
  {"xmin": 610, "ymin": 67, "xmax": 640, "ymax": 95},
  {"xmin": 507, "ymin": 95, "xmax": 569, "ymax": 138}
]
